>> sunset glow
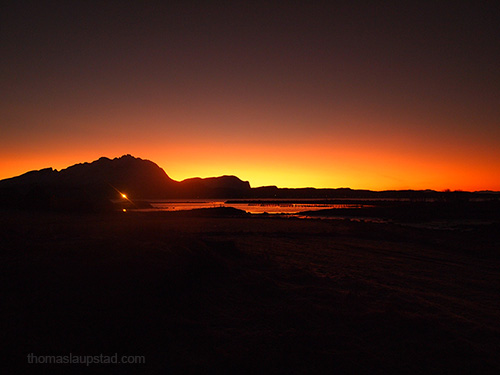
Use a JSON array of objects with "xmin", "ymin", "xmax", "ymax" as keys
[{"xmin": 1, "ymin": 2, "xmax": 499, "ymax": 191}]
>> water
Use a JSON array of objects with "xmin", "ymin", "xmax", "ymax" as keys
[{"xmin": 138, "ymin": 199, "xmax": 371, "ymax": 214}]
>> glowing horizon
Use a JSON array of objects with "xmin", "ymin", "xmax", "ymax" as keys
[
  {"xmin": 1, "ymin": 3, "xmax": 499, "ymax": 192},
  {"xmin": 1, "ymin": 146, "xmax": 499, "ymax": 192}
]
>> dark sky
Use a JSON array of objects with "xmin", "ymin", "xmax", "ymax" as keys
[{"xmin": 1, "ymin": 1, "xmax": 499, "ymax": 189}]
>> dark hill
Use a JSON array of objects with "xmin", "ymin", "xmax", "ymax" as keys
[
  {"xmin": 58, "ymin": 155, "xmax": 177, "ymax": 198},
  {"xmin": 0, "ymin": 155, "xmax": 252, "ymax": 210},
  {"xmin": 0, "ymin": 155, "xmax": 176, "ymax": 198},
  {"xmin": 177, "ymin": 176, "xmax": 251, "ymax": 198}
]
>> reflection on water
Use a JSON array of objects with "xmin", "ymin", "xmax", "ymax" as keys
[
  {"xmin": 151, "ymin": 201, "xmax": 226, "ymax": 211},
  {"xmin": 124, "ymin": 199, "xmax": 498, "ymax": 228},
  {"xmin": 145, "ymin": 199, "xmax": 370, "ymax": 214}
]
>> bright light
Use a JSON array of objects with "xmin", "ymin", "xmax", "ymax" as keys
[
  {"xmin": 121, "ymin": 193, "xmax": 127, "ymax": 199},
  {"xmin": 122, "ymin": 208, "xmax": 127, "ymax": 212}
]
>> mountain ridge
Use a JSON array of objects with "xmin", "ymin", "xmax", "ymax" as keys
[
  {"xmin": 0, "ymin": 155, "xmax": 252, "ymax": 209},
  {"xmin": 1, "ymin": 154, "xmax": 499, "ymax": 212}
]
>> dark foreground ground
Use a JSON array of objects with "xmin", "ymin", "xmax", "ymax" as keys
[{"xmin": 1, "ymin": 209, "xmax": 500, "ymax": 374}]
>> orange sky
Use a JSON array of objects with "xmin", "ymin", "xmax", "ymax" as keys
[
  {"xmin": 1, "ymin": 2, "xmax": 499, "ymax": 191},
  {"xmin": 2, "ymin": 127, "xmax": 498, "ymax": 191}
]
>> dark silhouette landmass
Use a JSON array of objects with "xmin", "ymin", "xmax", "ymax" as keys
[
  {"xmin": 0, "ymin": 154, "xmax": 499, "ymax": 213},
  {"xmin": 0, "ymin": 155, "xmax": 252, "ymax": 211}
]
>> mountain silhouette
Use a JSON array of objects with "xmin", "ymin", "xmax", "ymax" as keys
[
  {"xmin": 0, "ymin": 155, "xmax": 174, "ymax": 196},
  {"xmin": 0, "ymin": 155, "xmax": 251, "ymax": 211},
  {"xmin": 1, "ymin": 154, "xmax": 498, "ymax": 212},
  {"xmin": 178, "ymin": 176, "xmax": 250, "ymax": 198}
]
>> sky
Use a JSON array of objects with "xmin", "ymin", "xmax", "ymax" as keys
[{"xmin": 1, "ymin": 1, "xmax": 499, "ymax": 190}]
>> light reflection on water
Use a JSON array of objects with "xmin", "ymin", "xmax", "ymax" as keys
[{"xmin": 146, "ymin": 200, "xmax": 370, "ymax": 214}]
